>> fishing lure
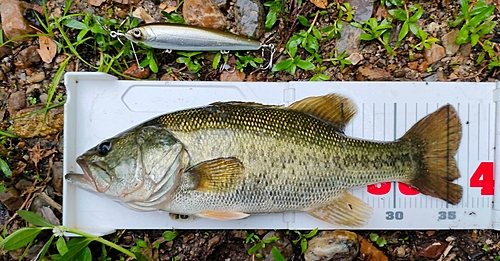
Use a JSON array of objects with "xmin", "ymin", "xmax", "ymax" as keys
[{"xmin": 111, "ymin": 23, "xmax": 275, "ymax": 70}]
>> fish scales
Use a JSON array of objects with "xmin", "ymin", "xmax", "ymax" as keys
[{"xmin": 153, "ymin": 103, "xmax": 417, "ymax": 214}]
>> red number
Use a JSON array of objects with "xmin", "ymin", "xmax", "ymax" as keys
[
  {"xmin": 470, "ymin": 162, "xmax": 494, "ymax": 195},
  {"xmin": 367, "ymin": 182, "xmax": 392, "ymax": 195},
  {"xmin": 398, "ymin": 183, "xmax": 419, "ymax": 195}
]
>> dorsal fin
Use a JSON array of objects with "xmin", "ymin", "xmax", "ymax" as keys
[
  {"xmin": 288, "ymin": 94, "xmax": 357, "ymax": 130},
  {"xmin": 209, "ymin": 101, "xmax": 284, "ymax": 109}
]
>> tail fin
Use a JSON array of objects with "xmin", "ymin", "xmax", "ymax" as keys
[{"xmin": 401, "ymin": 105, "xmax": 463, "ymax": 205}]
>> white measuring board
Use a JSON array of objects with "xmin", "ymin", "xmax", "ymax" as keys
[{"xmin": 63, "ymin": 72, "xmax": 499, "ymax": 234}]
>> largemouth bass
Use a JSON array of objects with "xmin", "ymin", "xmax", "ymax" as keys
[{"xmin": 66, "ymin": 94, "xmax": 463, "ymax": 227}]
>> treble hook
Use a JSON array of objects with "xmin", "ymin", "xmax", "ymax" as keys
[
  {"xmin": 261, "ymin": 44, "xmax": 276, "ymax": 70},
  {"xmin": 108, "ymin": 20, "xmax": 144, "ymax": 71},
  {"xmin": 219, "ymin": 50, "xmax": 233, "ymax": 72}
]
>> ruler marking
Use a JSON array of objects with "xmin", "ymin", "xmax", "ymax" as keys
[
  {"xmin": 467, "ymin": 104, "xmax": 471, "ymax": 208},
  {"xmin": 478, "ymin": 103, "xmax": 481, "ymax": 160},
  {"xmin": 393, "ymin": 103, "xmax": 398, "ymax": 209},
  {"xmin": 488, "ymin": 103, "xmax": 491, "ymax": 160}
]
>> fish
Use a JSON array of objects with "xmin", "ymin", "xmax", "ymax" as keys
[
  {"xmin": 123, "ymin": 23, "xmax": 263, "ymax": 51},
  {"xmin": 66, "ymin": 94, "xmax": 463, "ymax": 227}
]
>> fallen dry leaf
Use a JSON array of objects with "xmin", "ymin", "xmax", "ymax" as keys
[
  {"xmin": 360, "ymin": 238, "xmax": 389, "ymax": 261},
  {"xmin": 310, "ymin": 0, "xmax": 327, "ymax": 8},
  {"xmin": 28, "ymin": 143, "xmax": 57, "ymax": 170},
  {"xmin": 37, "ymin": 35, "xmax": 57, "ymax": 64},
  {"xmin": 133, "ymin": 7, "xmax": 156, "ymax": 23},
  {"xmin": 88, "ymin": 0, "xmax": 105, "ymax": 6}
]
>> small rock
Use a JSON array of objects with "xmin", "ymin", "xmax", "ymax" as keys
[
  {"xmin": 13, "ymin": 105, "xmax": 64, "ymax": 138},
  {"xmin": 27, "ymin": 71, "xmax": 45, "ymax": 83},
  {"xmin": 0, "ymin": 70, "xmax": 6, "ymax": 82},
  {"xmin": 51, "ymin": 161, "xmax": 63, "ymax": 194},
  {"xmin": 407, "ymin": 61, "xmax": 418, "ymax": 70},
  {"xmin": 234, "ymin": 0, "xmax": 265, "ymax": 39},
  {"xmin": 220, "ymin": 70, "xmax": 246, "ymax": 81},
  {"xmin": 39, "ymin": 93, "xmax": 48, "ymax": 104},
  {"xmin": 357, "ymin": 66, "xmax": 393, "ymax": 81},
  {"xmin": 160, "ymin": 73, "xmax": 176, "ymax": 81},
  {"xmin": 418, "ymin": 61, "xmax": 428, "ymax": 73},
  {"xmin": 0, "ymin": 187, "xmax": 23, "ymax": 211},
  {"xmin": 459, "ymin": 43, "xmax": 472, "ymax": 57},
  {"xmin": 417, "ymin": 240, "xmax": 447, "ymax": 259},
  {"xmin": 8, "ymin": 91, "xmax": 26, "ymax": 117},
  {"xmin": 14, "ymin": 46, "xmax": 42, "ymax": 69},
  {"xmin": 426, "ymin": 231, "xmax": 436, "ymax": 236},
  {"xmin": 88, "ymin": 0, "xmax": 105, "ymax": 6},
  {"xmin": 360, "ymin": 238, "xmax": 388, "ymax": 261},
  {"xmin": 346, "ymin": 0, "xmax": 374, "ymax": 22},
  {"xmin": 214, "ymin": 0, "xmax": 229, "ymax": 9},
  {"xmin": 393, "ymin": 69, "xmax": 406, "ymax": 78},
  {"xmin": 445, "ymin": 236, "xmax": 455, "ymax": 242},
  {"xmin": 346, "ymin": 52, "xmax": 363, "ymax": 66},
  {"xmin": 423, "ymin": 44, "xmax": 446, "ymax": 65},
  {"xmin": 336, "ymin": 24, "xmax": 365, "ymax": 55},
  {"xmin": 304, "ymin": 230, "xmax": 359, "ymax": 261},
  {"xmin": 0, "ymin": 203, "xmax": 10, "ymax": 227},
  {"xmin": 257, "ymin": 231, "xmax": 293, "ymax": 261},
  {"xmin": 0, "ymin": 0, "xmax": 36, "ymax": 42},
  {"xmin": 183, "ymin": 0, "xmax": 227, "ymax": 30},
  {"xmin": 232, "ymin": 230, "xmax": 248, "ymax": 239},
  {"xmin": 24, "ymin": 241, "xmax": 45, "ymax": 260},
  {"xmin": 208, "ymin": 235, "xmax": 221, "ymax": 249},
  {"xmin": 15, "ymin": 179, "xmax": 33, "ymax": 191},
  {"xmin": 0, "ymin": 88, "xmax": 9, "ymax": 106},
  {"xmin": 124, "ymin": 63, "xmax": 151, "ymax": 79},
  {"xmin": 423, "ymin": 73, "xmax": 439, "ymax": 82},
  {"xmin": 395, "ymin": 246, "xmax": 406, "ymax": 258},
  {"xmin": 441, "ymin": 29, "xmax": 460, "ymax": 55},
  {"xmin": 183, "ymin": 233, "xmax": 195, "ymax": 243},
  {"xmin": 0, "ymin": 46, "xmax": 12, "ymax": 59}
]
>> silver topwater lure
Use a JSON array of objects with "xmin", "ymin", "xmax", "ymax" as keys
[{"xmin": 110, "ymin": 23, "xmax": 275, "ymax": 70}]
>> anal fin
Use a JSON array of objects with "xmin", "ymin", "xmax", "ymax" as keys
[
  {"xmin": 197, "ymin": 211, "xmax": 250, "ymax": 220},
  {"xmin": 306, "ymin": 192, "xmax": 372, "ymax": 227}
]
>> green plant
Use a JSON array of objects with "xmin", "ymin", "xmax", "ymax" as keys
[
  {"xmin": 378, "ymin": 0, "xmax": 404, "ymax": 8},
  {"xmin": 161, "ymin": 0, "xmax": 186, "ymax": 24},
  {"xmin": 353, "ymin": 18, "xmax": 394, "ymax": 55},
  {"xmin": 450, "ymin": 0, "xmax": 497, "ymax": 47},
  {"xmin": 235, "ymin": 53, "xmax": 264, "ymax": 71},
  {"xmin": 482, "ymin": 244, "xmax": 489, "ymax": 251},
  {"xmin": 247, "ymin": 234, "xmax": 280, "ymax": 258},
  {"xmin": 0, "ymin": 210, "xmax": 140, "ymax": 261},
  {"xmin": 398, "ymin": 236, "xmax": 409, "ymax": 244},
  {"xmin": 410, "ymin": 29, "xmax": 439, "ymax": 51},
  {"xmin": 369, "ymin": 233, "xmax": 388, "ymax": 247},
  {"xmin": 389, "ymin": 4, "xmax": 424, "ymax": 48},
  {"xmin": 477, "ymin": 40, "xmax": 500, "ymax": 69},
  {"xmin": 324, "ymin": 49, "xmax": 351, "ymax": 70},
  {"xmin": 28, "ymin": 97, "xmax": 37, "ymax": 105},
  {"xmin": 292, "ymin": 229, "xmax": 318, "ymax": 254},
  {"xmin": 264, "ymin": 0, "xmax": 286, "ymax": 29},
  {"xmin": 273, "ymin": 56, "xmax": 315, "ymax": 74},
  {"xmin": 176, "ymin": 51, "xmax": 204, "ymax": 73}
]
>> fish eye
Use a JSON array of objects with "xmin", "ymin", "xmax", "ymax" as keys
[
  {"xmin": 97, "ymin": 141, "xmax": 111, "ymax": 156},
  {"xmin": 132, "ymin": 29, "xmax": 142, "ymax": 39}
]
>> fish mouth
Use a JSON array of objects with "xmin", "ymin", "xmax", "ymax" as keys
[{"xmin": 74, "ymin": 156, "xmax": 98, "ymax": 190}]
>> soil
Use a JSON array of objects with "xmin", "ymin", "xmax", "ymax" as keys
[{"xmin": 0, "ymin": 0, "xmax": 499, "ymax": 260}]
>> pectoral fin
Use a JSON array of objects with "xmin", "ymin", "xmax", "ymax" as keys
[
  {"xmin": 306, "ymin": 192, "xmax": 372, "ymax": 227},
  {"xmin": 187, "ymin": 157, "xmax": 245, "ymax": 193},
  {"xmin": 289, "ymin": 94, "xmax": 357, "ymax": 131},
  {"xmin": 196, "ymin": 211, "xmax": 250, "ymax": 220}
]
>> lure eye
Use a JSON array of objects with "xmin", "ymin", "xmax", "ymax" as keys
[
  {"xmin": 132, "ymin": 29, "xmax": 142, "ymax": 39},
  {"xmin": 97, "ymin": 141, "xmax": 111, "ymax": 156}
]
